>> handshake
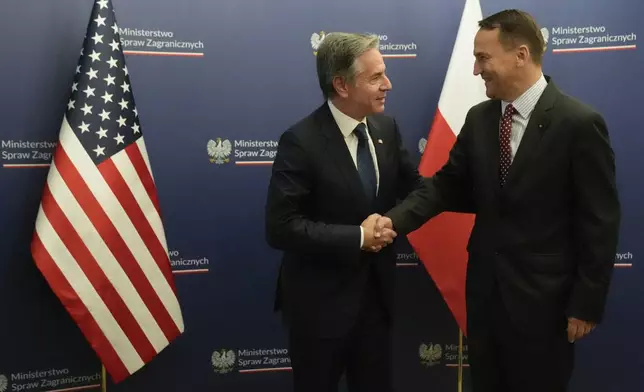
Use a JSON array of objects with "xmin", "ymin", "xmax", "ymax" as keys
[{"xmin": 361, "ymin": 214, "xmax": 395, "ymax": 252}]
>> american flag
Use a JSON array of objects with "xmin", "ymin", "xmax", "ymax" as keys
[{"xmin": 30, "ymin": 0, "xmax": 184, "ymax": 383}]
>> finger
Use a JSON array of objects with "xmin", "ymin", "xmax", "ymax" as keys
[
  {"xmin": 575, "ymin": 324, "xmax": 587, "ymax": 340},
  {"xmin": 567, "ymin": 321, "xmax": 577, "ymax": 343},
  {"xmin": 376, "ymin": 217, "xmax": 391, "ymax": 231},
  {"xmin": 373, "ymin": 218, "xmax": 384, "ymax": 238},
  {"xmin": 582, "ymin": 323, "xmax": 590, "ymax": 337},
  {"xmin": 375, "ymin": 218, "xmax": 385, "ymax": 232},
  {"xmin": 381, "ymin": 229, "xmax": 397, "ymax": 240},
  {"xmin": 383, "ymin": 229, "xmax": 397, "ymax": 239},
  {"xmin": 384, "ymin": 217, "xmax": 393, "ymax": 229}
]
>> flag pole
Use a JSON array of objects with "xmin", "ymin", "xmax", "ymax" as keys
[
  {"xmin": 457, "ymin": 328, "xmax": 463, "ymax": 392},
  {"xmin": 102, "ymin": 365, "xmax": 107, "ymax": 392}
]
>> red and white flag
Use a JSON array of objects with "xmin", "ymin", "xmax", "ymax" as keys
[
  {"xmin": 31, "ymin": 0, "xmax": 183, "ymax": 382},
  {"xmin": 407, "ymin": 0, "xmax": 487, "ymax": 335}
]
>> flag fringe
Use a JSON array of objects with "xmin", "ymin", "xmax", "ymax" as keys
[{"xmin": 102, "ymin": 365, "xmax": 107, "ymax": 392}]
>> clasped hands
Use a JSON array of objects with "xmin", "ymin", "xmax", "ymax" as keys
[{"xmin": 360, "ymin": 214, "xmax": 395, "ymax": 252}]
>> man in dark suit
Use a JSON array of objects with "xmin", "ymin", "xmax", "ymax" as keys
[
  {"xmin": 265, "ymin": 32, "xmax": 423, "ymax": 392},
  {"xmin": 375, "ymin": 9, "xmax": 621, "ymax": 392}
]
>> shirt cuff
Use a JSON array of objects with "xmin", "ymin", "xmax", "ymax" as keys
[{"xmin": 359, "ymin": 226, "xmax": 364, "ymax": 249}]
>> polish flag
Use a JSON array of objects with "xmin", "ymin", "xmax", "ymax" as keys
[{"xmin": 407, "ymin": 0, "xmax": 487, "ymax": 335}]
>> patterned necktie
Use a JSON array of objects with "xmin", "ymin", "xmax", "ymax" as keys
[
  {"xmin": 499, "ymin": 104, "xmax": 516, "ymax": 187},
  {"xmin": 354, "ymin": 123, "xmax": 377, "ymax": 202}
]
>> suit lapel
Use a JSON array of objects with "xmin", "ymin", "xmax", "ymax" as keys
[
  {"xmin": 504, "ymin": 81, "xmax": 558, "ymax": 186},
  {"xmin": 483, "ymin": 101, "xmax": 502, "ymax": 193},
  {"xmin": 317, "ymin": 104, "xmax": 370, "ymax": 215}
]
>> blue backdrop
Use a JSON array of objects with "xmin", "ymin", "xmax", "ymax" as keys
[{"xmin": 0, "ymin": 0, "xmax": 641, "ymax": 391}]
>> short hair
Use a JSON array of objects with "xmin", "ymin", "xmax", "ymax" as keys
[
  {"xmin": 478, "ymin": 9, "xmax": 545, "ymax": 65},
  {"xmin": 316, "ymin": 32, "xmax": 380, "ymax": 99}
]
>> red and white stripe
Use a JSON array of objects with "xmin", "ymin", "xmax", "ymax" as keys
[
  {"xmin": 32, "ymin": 116, "xmax": 183, "ymax": 382},
  {"xmin": 433, "ymin": 0, "xmax": 487, "ymax": 138},
  {"xmin": 407, "ymin": 0, "xmax": 487, "ymax": 336},
  {"xmin": 553, "ymin": 44, "xmax": 636, "ymax": 53}
]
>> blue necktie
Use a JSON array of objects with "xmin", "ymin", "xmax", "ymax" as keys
[{"xmin": 354, "ymin": 123, "xmax": 377, "ymax": 202}]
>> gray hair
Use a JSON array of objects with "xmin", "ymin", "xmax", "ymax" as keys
[{"xmin": 316, "ymin": 32, "xmax": 380, "ymax": 100}]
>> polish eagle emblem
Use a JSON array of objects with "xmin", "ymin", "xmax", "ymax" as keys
[
  {"xmin": 211, "ymin": 349, "xmax": 236, "ymax": 374},
  {"xmin": 0, "ymin": 374, "xmax": 8, "ymax": 392},
  {"xmin": 540, "ymin": 27, "xmax": 549, "ymax": 47},
  {"xmin": 419, "ymin": 343, "xmax": 442, "ymax": 367},
  {"xmin": 207, "ymin": 138, "xmax": 232, "ymax": 164},
  {"xmin": 310, "ymin": 31, "xmax": 327, "ymax": 55},
  {"xmin": 418, "ymin": 137, "xmax": 427, "ymax": 154}
]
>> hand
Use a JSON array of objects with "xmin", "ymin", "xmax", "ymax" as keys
[
  {"xmin": 361, "ymin": 214, "xmax": 396, "ymax": 252},
  {"xmin": 567, "ymin": 317, "xmax": 595, "ymax": 343},
  {"xmin": 370, "ymin": 215, "xmax": 395, "ymax": 251},
  {"xmin": 375, "ymin": 216, "xmax": 393, "ymax": 237}
]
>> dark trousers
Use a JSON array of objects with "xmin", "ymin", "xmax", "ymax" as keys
[
  {"xmin": 467, "ymin": 284, "xmax": 575, "ymax": 392},
  {"xmin": 288, "ymin": 272, "xmax": 392, "ymax": 392}
]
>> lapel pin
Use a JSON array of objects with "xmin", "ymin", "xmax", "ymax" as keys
[{"xmin": 377, "ymin": 139, "xmax": 383, "ymax": 144}]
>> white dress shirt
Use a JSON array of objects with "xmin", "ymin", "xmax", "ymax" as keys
[
  {"xmin": 327, "ymin": 100, "xmax": 380, "ymax": 248},
  {"xmin": 501, "ymin": 73, "xmax": 548, "ymax": 161}
]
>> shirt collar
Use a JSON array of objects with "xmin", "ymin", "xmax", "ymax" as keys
[
  {"xmin": 501, "ymin": 73, "xmax": 547, "ymax": 118},
  {"xmin": 328, "ymin": 99, "xmax": 367, "ymax": 138}
]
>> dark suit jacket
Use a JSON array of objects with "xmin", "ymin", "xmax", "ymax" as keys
[
  {"xmin": 387, "ymin": 76, "xmax": 621, "ymax": 335},
  {"xmin": 265, "ymin": 102, "xmax": 422, "ymax": 338}
]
